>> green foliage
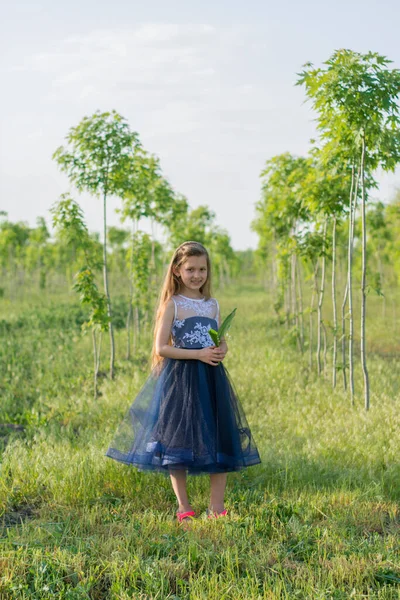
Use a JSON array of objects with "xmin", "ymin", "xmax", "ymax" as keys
[
  {"xmin": 254, "ymin": 153, "xmax": 311, "ymax": 241},
  {"xmin": 169, "ymin": 203, "xmax": 215, "ymax": 248},
  {"xmin": 107, "ymin": 226, "xmax": 130, "ymax": 249},
  {"xmin": 209, "ymin": 307, "xmax": 237, "ymax": 346},
  {"xmin": 2, "ymin": 303, "xmax": 88, "ymax": 332},
  {"xmin": 297, "ymin": 49, "xmax": 400, "ymax": 174},
  {"xmin": 127, "ymin": 231, "xmax": 153, "ymax": 317},
  {"xmin": 107, "ymin": 226, "xmax": 130, "ymax": 274},
  {"xmin": 296, "ymin": 228, "xmax": 331, "ymax": 265},
  {"xmin": 209, "ymin": 228, "xmax": 237, "ymax": 282},
  {"xmin": 50, "ymin": 193, "xmax": 100, "ymax": 266},
  {"xmin": 52, "ymin": 110, "xmax": 140, "ymax": 197},
  {"xmin": 50, "ymin": 195, "xmax": 109, "ymax": 334},
  {"xmin": 252, "ymin": 152, "xmax": 322, "ymax": 304},
  {"xmin": 0, "ymin": 304, "xmax": 94, "ymax": 423},
  {"xmin": 24, "ymin": 218, "xmax": 52, "ymax": 288},
  {"xmin": 117, "ymin": 146, "xmax": 175, "ymax": 226},
  {"xmin": 73, "ymin": 267, "xmax": 109, "ymax": 333},
  {"xmin": 0, "ymin": 219, "xmax": 30, "ymax": 268}
]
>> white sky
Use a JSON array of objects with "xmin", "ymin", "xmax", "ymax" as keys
[{"xmin": 1, "ymin": 0, "xmax": 399, "ymax": 250}]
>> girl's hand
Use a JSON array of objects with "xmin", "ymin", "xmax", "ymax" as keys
[
  {"xmin": 197, "ymin": 346, "xmax": 225, "ymax": 366},
  {"xmin": 219, "ymin": 340, "xmax": 228, "ymax": 359}
]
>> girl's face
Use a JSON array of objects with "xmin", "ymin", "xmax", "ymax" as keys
[{"xmin": 175, "ymin": 255, "xmax": 208, "ymax": 293}]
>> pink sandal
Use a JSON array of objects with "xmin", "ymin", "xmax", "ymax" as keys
[
  {"xmin": 176, "ymin": 510, "xmax": 196, "ymax": 523},
  {"xmin": 206, "ymin": 508, "xmax": 228, "ymax": 519}
]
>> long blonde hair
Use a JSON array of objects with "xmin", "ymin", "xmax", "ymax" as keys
[{"xmin": 151, "ymin": 241, "xmax": 212, "ymax": 369}]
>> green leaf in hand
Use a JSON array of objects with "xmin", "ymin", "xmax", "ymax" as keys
[
  {"xmin": 209, "ymin": 308, "xmax": 237, "ymax": 346},
  {"xmin": 209, "ymin": 329, "xmax": 220, "ymax": 346}
]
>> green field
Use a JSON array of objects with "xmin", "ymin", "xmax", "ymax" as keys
[{"xmin": 1, "ymin": 283, "xmax": 400, "ymax": 599}]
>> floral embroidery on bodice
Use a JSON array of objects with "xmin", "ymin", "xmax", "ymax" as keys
[{"xmin": 171, "ymin": 294, "xmax": 220, "ymax": 349}]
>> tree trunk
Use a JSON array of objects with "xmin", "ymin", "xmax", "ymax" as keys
[
  {"xmin": 219, "ymin": 264, "xmax": 225, "ymax": 289},
  {"xmin": 284, "ymin": 274, "xmax": 290, "ymax": 329},
  {"xmin": 332, "ymin": 215, "xmax": 337, "ymax": 388},
  {"xmin": 126, "ymin": 303, "xmax": 133, "ymax": 360},
  {"xmin": 341, "ymin": 279, "xmax": 348, "ymax": 391},
  {"xmin": 133, "ymin": 306, "xmax": 138, "ymax": 355},
  {"xmin": 341, "ymin": 164, "xmax": 355, "ymax": 391},
  {"xmin": 322, "ymin": 320, "xmax": 327, "ymax": 376},
  {"xmin": 316, "ymin": 219, "xmax": 327, "ymax": 376},
  {"xmin": 377, "ymin": 251, "xmax": 386, "ymax": 320},
  {"xmin": 93, "ymin": 329, "xmax": 98, "ymax": 400},
  {"xmin": 271, "ymin": 240, "xmax": 277, "ymax": 293},
  {"xmin": 103, "ymin": 190, "xmax": 115, "ymax": 379},
  {"xmin": 296, "ymin": 256, "xmax": 304, "ymax": 353},
  {"xmin": 310, "ymin": 260, "xmax": 319, "ymax": 370},
  {"xmin": 347, "ymin": 164, "xmax": 360, "ymax": 405},
  {"xmin": 149, "ymin": 218, "xmax": 158, "ymax": 294},
  {"xmin": 135, "ymin": 305, "xmax": 140, "ymax": 348},
  {"xmin": 291, "ymin": 251, "xmax": 299, "ymax": 348},
  {"xmin": 126, "ymin": 220, "xmax": 137, "ymax": 360},
  {"xmin": 150, "ymin": 219, "xmax": 156, "ymax": 269},
  {"xmin": 92, "ymin": 329, "xmax": 102, "ymax": 399},
  {"xmin": 223, "ymin": 257, "xmax": 231, "ymax": 286},
  {"xmin": 360, "ymin": 132, "xmax": 370, "ymax": 410}
]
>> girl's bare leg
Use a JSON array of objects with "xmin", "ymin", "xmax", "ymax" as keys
[
  {"xmin": 169, "ymin": 468, "xmax": 194, "ymax": 513},
  {"xmin": 209, "ymin": 473, "xmax": 228, "ymax": 513}
]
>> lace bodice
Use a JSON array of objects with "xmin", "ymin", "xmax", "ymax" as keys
[{"xmin": 171, "ymin": 294, "xmax": 220, "ymax": 349}]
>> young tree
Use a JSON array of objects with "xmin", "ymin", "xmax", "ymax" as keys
[
  {"xmin": 253, "ymin": 153, "xmax": 311, "ymax": 345},
  {"xmin": 25, "ymin": 217, "xmax": 51, "ymax": 290},
  {"xmin": 0, "ymin": 218, "xmax": 30, "ymax": 298},
  {"xmin": 117, "ymin": 147, "xmax": 175, "ymax": 359},
  {"xmin": 107, "ymin": 226, "xmax": 130, "ymax": 278},
  {"xmin": 383, "ymin": 193, "xmax": 400, "ymax": 287},
  {"xmin": 53, "ymin": 109, "xmax": 140, "ymax": 379},
  {"xmin": 126, "ymin": 231, "xmax": 153, "ymax": 354},
  {"xmin": 302, "ymin": 147, "xmax": 350, "ymax": 384},
  {"xmin": 298, "ymin": 49, "xmax": 400, "ymax": 409},
  {"xmin": 50, "ymin": 194, "xmax": 109, "ymax": 399}
]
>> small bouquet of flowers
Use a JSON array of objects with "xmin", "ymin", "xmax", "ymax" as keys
[{"xmin": 208, "ymin": 308, "xmax": 237, "ymax": 347}]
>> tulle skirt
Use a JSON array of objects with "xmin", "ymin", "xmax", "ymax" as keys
[{"xmin": 105, "ymin": 357, "xmax": 261, "ymax": 476}]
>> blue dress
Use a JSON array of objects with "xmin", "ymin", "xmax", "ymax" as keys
[{"xmin": 105, "ymin": 294, "xmax": 261, "ymax": 475}]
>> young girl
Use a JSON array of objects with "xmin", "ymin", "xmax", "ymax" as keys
[{"xmin": 105, "ymin": 241, "xmax": 261, "ymax": 522}]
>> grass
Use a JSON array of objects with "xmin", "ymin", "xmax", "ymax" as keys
[{"xmin": 0, "ymin": 281, "xmax": 400, "ymax": 598}]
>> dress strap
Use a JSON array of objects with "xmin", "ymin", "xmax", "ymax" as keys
[
  {"xmin": 171, "ymin": 296, "xmax": 177, "ymax": 321},
  {"xmin": 215, "ymin": 299, "xmax": 220, "ymax": 324}
]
